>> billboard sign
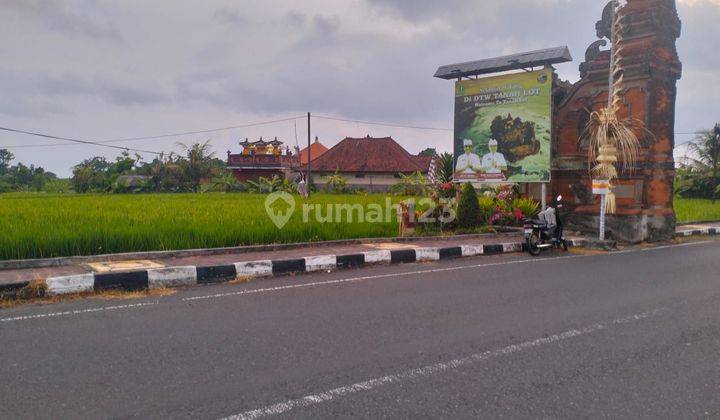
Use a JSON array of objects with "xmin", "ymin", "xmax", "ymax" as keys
[{"xmin": 454, "ymin": 68, "xmax": 552, "ymax": 183}]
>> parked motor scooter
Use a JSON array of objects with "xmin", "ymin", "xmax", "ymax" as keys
[{"xmin": 523, "ymin": 195, "xmax": 568, "ymax": 256}]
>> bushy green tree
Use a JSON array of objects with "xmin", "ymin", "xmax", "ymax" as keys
[
  {"xmin": 418, "ymin": 148, "xmax": 437, "ymax": 157},
  {"xmin": 137, "ymin": 153, "xmax": 184, "ymax": 192},
  {"xmin": 0, "ymin": 149, "xmax": 58, "ymax": 192},
  {"xmin": 686, "ymin": 124, "xmax": 720, "ymax": 202},
  {"xmin": 456, "ymin": 182, "xmax": 480, "ymax": 229},
  {"xmin": 0, "ymin": 149, "xmax": 14, "ymax": 175},
  {"xmin": 0, "ymin": 176, "xmax": 11, "ymax": 193},
  {"xmin": 71, "ymin": 156, "xmax": 111, "ymax": 192}
]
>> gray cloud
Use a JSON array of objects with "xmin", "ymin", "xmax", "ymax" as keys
[
  {"xmin": 367, "ymin": 0, "xmax": 472, "ymax": 21},
  {"xmin": 4, "ymin": 0, "xmax": 121, "ymax": 41},
  {"xmin": 213, "ymin": 8, "xmax": 247, "ymax": 26},
  {"xmin": 0, "ymin": 0, "xmax": 716, "ymax": 176},
  {"xmin": 38, "ymin": 73, "xmax": 170, "ymax": 106},
  {"xmin": 0, "ymin": 70, "xmax": 170, "ymax": 118},
  {"xmin": 285, "ymin": 11, "xmax": 307, "ymax": 29}
]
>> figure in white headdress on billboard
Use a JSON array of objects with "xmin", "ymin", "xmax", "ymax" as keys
[
  {"xmin": 481, "ymin": 139, "xmax": 508, "ymax": 174},
  {"xmin": 455, "ymin": 139, "xmax": 483, "ymax": 174}
]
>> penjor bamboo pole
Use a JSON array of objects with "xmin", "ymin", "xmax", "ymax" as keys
[
  {"xmin": 599, "ymin": 0, "xmax": 618, "ymax": 241},
  {"xmin": 607, "ymin": 1, "xmax": 618, "ymax": 109}
]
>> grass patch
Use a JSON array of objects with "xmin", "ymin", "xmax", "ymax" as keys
[
  {"xmin": 0, "ymin": 192, "xmax": 408, "ymax": 260},
  {"xmin": 674, "ymin": 197, "xmax": 720, "ymax": 223}
]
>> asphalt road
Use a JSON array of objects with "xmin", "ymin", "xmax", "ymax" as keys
[{"xmin": 1, "ymin": 240, "xmax": 720, "ymax": 419}]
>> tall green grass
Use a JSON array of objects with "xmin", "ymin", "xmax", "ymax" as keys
[
  {"xmin": 674, "ymin": 197, "xmax": 720, "ymax": 223},
  {"xmin": 0, "ymin": 193, "xmax": 405, "ymax": 260}
]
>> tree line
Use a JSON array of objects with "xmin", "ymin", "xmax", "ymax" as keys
[
  {"xmin": 71, "ymin": 141, "xmax": 227, "ymax": 193},
  {"xmin": 0, "ymin": 141, "xmax": 457, "ymax": 195},
  {"xmin": 0, "ymin": 149, "xmax": 65, "ymax": 193},
  {"xmin": 0, "ymin": 141, "xmax": 227, "ymax": 194},
  {"xmin": 675, "ymin": 124, "xmax": 720, "ymax": 202},
  {"xmin": 4, "ymin": 125, "xmax": 718, "ymax": 199}
]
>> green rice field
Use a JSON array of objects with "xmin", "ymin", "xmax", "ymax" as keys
[
  {"xmin": 0, "ymin": 193, "xmax": 407, "ymax": 260},
  {"xmin": 674, "ymin": 198, "xmax": 720, "ymax": 224},
  {"xmin": 1, "ymin": 193, "xmax": 716, "ymax": 261}
]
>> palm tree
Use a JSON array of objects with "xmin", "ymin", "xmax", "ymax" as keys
[
  {"xmin": 177, "ymin": 141, "xmax": 217, "ymax": 192},
  {"xmin": 687, "ymin": 124, "xmax": 720, "ymax": 202}
]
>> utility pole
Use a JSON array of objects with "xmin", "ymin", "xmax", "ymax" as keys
[{"xmin": 307, "ymin": 112, "xmax": 311, "ymax": 198}]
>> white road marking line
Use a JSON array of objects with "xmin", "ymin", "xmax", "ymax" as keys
[
  {"xmin": 642, "ymin": 240, "xmax": 712, "ymax": 251},
  {"xmin": 183, "ymin": 254, "xmax": 583, "ymax": 302},
  {"xmin": 221, "ymin": 308, "xmax": 664, "ymax": 420},
  {"xmin": 0, "ymin": 301, "xmax": 159, "ymax": 323}
]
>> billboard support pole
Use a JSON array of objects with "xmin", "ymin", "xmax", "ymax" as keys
[
  {"xmin": 599, "ymin": 194, "xmax": 607, "ymax": 240},
  {"xmin": 541, "ymin": 183, "xmax": 547, "ymax": 211}
]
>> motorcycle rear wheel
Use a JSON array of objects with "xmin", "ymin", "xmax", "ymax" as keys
[{"xmin": 527, "ymin": 234, "xmax": 541, "ymax": 256}]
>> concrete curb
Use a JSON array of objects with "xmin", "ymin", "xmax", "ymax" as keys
[
  {"xmin": 0, "ymin": 230, "xmax": 522, "ymax": 270},
  {"xmin": 37, "ymin": 239, "xmax": 587, "ymax": 297},
  {"xmin": 676, "ymin": 228, "xmax": 719, "ymax": 238}
]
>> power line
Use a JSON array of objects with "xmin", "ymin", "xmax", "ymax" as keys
[
  {"xmin": 313, "ymin": 115, "xmax": 454, "ymax": 132},
  {"xmin": 0, "ymin": 113, "xmax": 709, "ymax": 154},
  {"xmin": 0, "ymin": 126, "xmax": 163, "ymax": 155},
  {"xmin": 0, "ymin": 115, "xmax": 305, "ymax": 149},
  {"xmin": 314, "ymin": 115, "xmax": 706, "ymax": 142}
]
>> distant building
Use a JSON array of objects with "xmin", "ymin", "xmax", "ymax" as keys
[
  {"xmin": 308, "ymin": 136, "xmax": 436, "ymax": 192},
  {"xmin": 298, "ymin": 137, "xmax": 329, "ymax": 165},
  {"xmin": 226, "ymin": 138, "xmax": 297, "ymax": 182}
]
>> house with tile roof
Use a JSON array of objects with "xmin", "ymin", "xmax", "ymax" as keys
[
  {"xmin": 307, "ymin": 136, "xmax": 436, "ymax": 192},
  {"xmin": 298, "ymin": 137, "xmax": 329, "ymax": 165}
]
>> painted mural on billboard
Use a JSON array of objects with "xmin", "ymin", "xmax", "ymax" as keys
[{"xmin": 454, "ymin": 68, "xmax": 552, "ymax": 183}]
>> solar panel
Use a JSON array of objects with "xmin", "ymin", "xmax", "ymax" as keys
[{"xmin": 434, "ymin": 46, "xmax": 572, "ymax": 80}]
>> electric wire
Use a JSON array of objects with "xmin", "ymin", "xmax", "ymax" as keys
[
  {"xmin": 0, "ymin": 116, "xmax": 710, "ymax": 153},
  {"xmin": 0, "ymin": 126, "xmax": 163, "ymax": 155},
  {"xmin": 312, "ymin": 115, "xmax": 454, "ymax": 132}
]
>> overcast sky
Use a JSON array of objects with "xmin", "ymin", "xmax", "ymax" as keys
[{"xmin": 0, "ymin": 0, "xmax": 717, "ymax": 176}]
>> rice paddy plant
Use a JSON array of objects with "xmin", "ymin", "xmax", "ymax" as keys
[
  {"xmin": 0, "ymin": 193, "xmax": 406, "ymax": 260},
  {"xmin": 674, "ymin": 198, "xmax": 720, "ymax": 223}
]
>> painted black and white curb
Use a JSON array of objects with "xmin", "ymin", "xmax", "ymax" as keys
[
  {"xmin": 39, "ymin": 240, "xmax": 587, "ymax": 296},
  {"xmin": 676, "ymin": 227, "xmax": 719, "ymax": 238}
]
